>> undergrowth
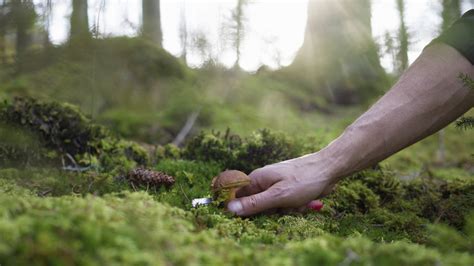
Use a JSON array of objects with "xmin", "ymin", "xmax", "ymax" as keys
[
  {"xmin": 0, "ymin": 97, "xmax": 148, "ymax": 173},
  {"xmin": 0, "ymin": 97, "xmax": 473, "ymax": 265}
]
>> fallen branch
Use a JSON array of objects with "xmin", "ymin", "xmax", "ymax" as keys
[{"xmin": 172, "ymin": 110, "xmax": 200, "ymax": 147}]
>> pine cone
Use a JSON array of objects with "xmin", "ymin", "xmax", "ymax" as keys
[{"xmin": 126, "ymin": 168, "xmax": 175, "ymax": 189}]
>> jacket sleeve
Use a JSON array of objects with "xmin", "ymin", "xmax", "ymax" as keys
[{"xmin": 432, "ymin": 9, "xmax": 474, "ymax": 65}]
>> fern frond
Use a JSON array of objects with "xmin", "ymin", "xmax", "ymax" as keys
[{"xmin": 456, "ymin": 116, "xmax": 474, "ymax": 130}]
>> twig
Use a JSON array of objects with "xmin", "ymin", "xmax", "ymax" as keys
[
  {"xmin": 65, "ymin": 153, "xmax": 79, "ymax": 167},
  {"xmin": 172, "ymin": 110, "xmax": 201, "ymax": 147},
  {"xmin": 62, "ymin": 166, "xmax": 92, "ymax": 172},
  {"xmin": 38, "ymin": 188, "xmax": 52, "ymax": 197},
  {"xmin": 178, "ymin": 183, "xmax": 190, "ymax": 202}
]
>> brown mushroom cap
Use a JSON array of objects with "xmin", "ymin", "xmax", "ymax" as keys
[{"xmin": 211, "ymin": 170, "xmax": 251, "ymax": 193}]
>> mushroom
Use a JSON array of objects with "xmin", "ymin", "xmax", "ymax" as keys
[{"xmin": 211, "ymin": 170, "xmax": 251, "ymax": 206}]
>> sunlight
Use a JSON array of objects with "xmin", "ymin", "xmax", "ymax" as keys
[{"xmin": 44, "ymin": 0, "xmax": 473, "ymax": 72}]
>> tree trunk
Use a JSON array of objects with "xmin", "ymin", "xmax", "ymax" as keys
[
  {"xmin": 11, "ymin": 0, "xmax": 36, "ymax": 71},
  {"xmin": 290, "ymin": 0, "xmax": 385, "ymax": 105},
  {"xmin": 70, "ymin": 0, "xmax": 90, "ymax": 41},
  {"xmin": 233, "ymin": 0, "xmax": 245, "ymax": 68},
  {"xmin": 396, "ymin": 0, "xmax": 408, "ymax": 74},
  {"xmin": 179, "ymin": 1, "xmax": 187, "ymax": 62},
  {"xmin": 142, "ymin": 0, "xmax": 162, "ymax": 46},
  {"xmin": 43, "ymin": 0, "xmax": 52, "ymax": 47},
  {"xmin": 441, "ymin": 0, "xmax": 461, "ymax": 32},
  {"xmin": 0, "ymin": 0, "xmax": 6, "ymax": 65}
]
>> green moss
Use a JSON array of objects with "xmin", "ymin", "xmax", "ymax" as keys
[
  {"xmin": 355, "ymin": 169, "xmax": 403, "ymax": 202},
  {"xmin": 155, "ymin": 143, "xmax": 181, "ymax": 161},
  {"xmin": 399, "ymin": 177, "xmax": 474, "ymax": 229},
  {"xmin": 182, "ymin": 128, "xmax": 303, "ymax": 173},
  {"xmin": 1, "ymin": 96, "xmax": 106, "ymax": 155},
  {"xmin": 427, "ymin": 222, "xmax": 473, "ymax": 253},
  {"xmin": 0, "ymin": 190, "xmax": 472, "ymax": 266},
  {"xmin": 0, "ymin": 168, "xmax": 125, "ymax": 196},
  {"xmin": 0, "ymin": 97, "xmax": 149, "ymax": 173},
  {"xmin": 327, "ymin": 180, "xmax": 380, "ymax": 214},
  {"xmin": 0, "ymin": 122, "xmax": 53, "ymax": 167},
  {"xmin": 154, "ymin": 159, "xmax": 222, "ymax": 208},
  {"xmin": 0, "ymin": 119, "xmax": 473, "ymax": 264}
]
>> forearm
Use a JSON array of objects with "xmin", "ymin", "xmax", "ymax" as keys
[{"xmin": 317, "ymin": 43, "xmax": 474, "ymax": 179}]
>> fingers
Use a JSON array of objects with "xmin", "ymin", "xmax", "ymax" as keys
[
  {"xmin": 279, "ymin": 200, "xmax": 324, "ymax": 214},
  {"xmin": 307, "ymin": 200, "xmax": 324, "ymax": 211},
  {"xmin": 236, "ymin": 168, "xmax": 282, "ymax": 198},
  {"xmin": 230, "ymin": 198, "xmax": 325, "ymax": 216},
  {"xmin": 228, "ymin": 187, "xmax": 281, "ymax": 216}
]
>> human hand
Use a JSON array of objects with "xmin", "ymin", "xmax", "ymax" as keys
[{"xmin": 227, "ymin": 154, "xmax": 339, "ymax": 216}]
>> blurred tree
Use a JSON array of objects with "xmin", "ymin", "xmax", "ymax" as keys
[
  {"xmin": 289, "ymin": 0, "xmax": 385, "ymax": 105},
  {"xmin": 383, "ymin": 31, "xmax": 397, "ymax": 72},
  {"xmin": 142, "ymin": 0, "xmax": 162, "ymax": 46},
  {"xmin": 70, "ymin": 0, "xmax": 90, "ymax": 40},
  {"xmin": 179, "ymin": 0, "xmax": 187, "ymax": 63},
  {"xmin": 396, "ymin": 0, "xmax": 409, "ymax": 75},
  {"xmin": 191, "ymin": 30, "xmax": 211, "ymax": 64},
  {"xmin": 230, "ymin": 0, "xmax": 247, "ymax": 69},
  {"xmin": 0, "ymin": 0, "xmax": 7, "ymax": 64},
  {"xmin": 441, "ymin": 0, "xmax": 461, "ymax": 32},
  {"xmin": 10, "ymin": 0, "xmax": 36, "ymax": 69},
  {"xmin": 42, "ymin": 0, "xmax": 52, "ymax": 46}
]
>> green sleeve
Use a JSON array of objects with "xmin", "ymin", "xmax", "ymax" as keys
[{"xmin": 433, "ymin": 9, "xmax": 474, "ymax": 64}]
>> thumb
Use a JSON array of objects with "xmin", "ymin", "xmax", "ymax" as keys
[{"xmin": 227, "ymin": 189, "xmax": 278, "ymax": 216}]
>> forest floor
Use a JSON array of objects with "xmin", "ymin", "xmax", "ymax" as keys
[{"xmin": 0, "ymin": 38, "xmax": 473, "ymax": 265}]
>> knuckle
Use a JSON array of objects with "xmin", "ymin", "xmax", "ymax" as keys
[
  {"xmin": 249, "ymin": 168, "xmax": 265, "ymax": 178},
  {"xmin": 247, "ymin": 195, "xmax": 259, "ymax": 209},
  {"xmin": 253, "ymin": 177, "xmax": 266, "ymax": 191}
]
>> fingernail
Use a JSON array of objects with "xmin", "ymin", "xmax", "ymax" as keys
[
  {"xmin": 227, "ymin": 200, "xmax": 243, "ymax": 215},
  {"xmin": 307, "ymin": 200, "xmax": 324, "ymax": 211}
]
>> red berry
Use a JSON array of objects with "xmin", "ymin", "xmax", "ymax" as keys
[{"xmin": 307, "ymin": 200, "xmax": 324, "ymax": 211}]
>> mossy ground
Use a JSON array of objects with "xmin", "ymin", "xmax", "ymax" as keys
[
  {"xmin": 0, "ymin": 38, "xmax": 473, "ymax": 265},
  {"xmin": 0, "ymin": 99, "xmax": 473, "ymax": 265}
]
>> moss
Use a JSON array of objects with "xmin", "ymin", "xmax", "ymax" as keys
[
  {"xmin": 427, "ymin": 222, "xmax": 473, "ymax": 253},
  {"xmin": 0, "ymin": 97, "xmax": 149, "ymax": 173},
  {"xmin": 355, "ymin": 169, "xmax": 403, "ymax": 203},
  {"xmin": 0, "ymin": 122, "xmax": 473, "ymax": 264},
  {"xmin": 233, "ymin": 129, "xmax": 303, "ymax": 173},
  {"xmin": 1, "ymin": 96, "xmax": 106, "ymax": 156},
  {"xmin": 182, "ymin": 128, "xmax": 242, "ymax": 168},
  {"xmin": 154, "ymin": 159, "xmax": 222, "ymax": 208},
  {"xmin": 0, "ymin": 168, "xmax": 125, "ymax": 196},
  {"xmin": 327, "ymin": 180, "xmax": 380, "ymax": 214},
  {"xmin": 0, "ymin": 190, "xmax": 472, "ymax": 266},
  {"xmin": 0, "ymin": 122, "xmax": 53, "ymax": 167},
  {"xmin": 94, "ymin": 139, "xmax": 150, "ymax": 173},
  {"xmin": 182, "ymin": 128, "xmax": 303, "ymax": 173},
  {"xmin": 399, "ymin": 177, "xmax": 474, "ymax": 229},
  {"xmin": 155, "ymin": 143, "xmax": 181, "ymax": 161}
]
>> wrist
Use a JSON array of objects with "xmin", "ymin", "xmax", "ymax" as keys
[
  {"xmin": 290, "ymin": 151, "xmax": 344, "ymax": 183},
  {"xmin": 307, "ymin": 127, "xmax": 362, "ymax": 180}
]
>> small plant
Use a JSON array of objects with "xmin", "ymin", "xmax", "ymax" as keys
[
  {"xmin": 456, "ymin": 73, "xmax": 474, "ymax": 130},
  {"xmin": 456, "ymin": 117, "xmax": 474, "ymax": 130}
]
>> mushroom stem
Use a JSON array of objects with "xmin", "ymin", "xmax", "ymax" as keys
[{"xmin": 226, "ymin": 188, "xmax": 238, "ymax": 204}]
